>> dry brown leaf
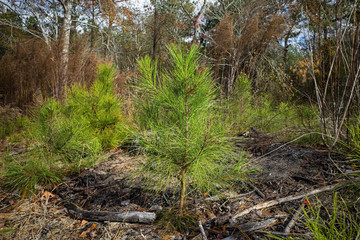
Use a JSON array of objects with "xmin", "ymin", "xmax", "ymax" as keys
[
  {"xmin": 90, "ymin": 223, "xmax": 96, "ymax": 230},
  {"xmin": 162, "ymin": 235, "xmax": 175, "ymax": 240},
  {"xmin": 261, "ymin": 210, "xmax": 272, "ymax": 215},
  {"xmin": 79, "ymin": 228, "xmax": 90, "ymax": 238},
  {"xmin": 41, "ymin": 191, "xmax": 55, "ymax": 204},
  {"xmin": 80, "ymin": 220, "xmax": 88, "ymax": 226}
]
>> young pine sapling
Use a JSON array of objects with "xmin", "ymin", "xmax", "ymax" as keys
[{"xmin": 135, "ymin": 44, "xmax": 250, "ymax": 215}]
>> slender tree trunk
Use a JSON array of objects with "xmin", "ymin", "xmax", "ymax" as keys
[
  {"xmin": 59, "ymin": 0, "xmax": 73, "ymax": 98},
  {"xmin": 179, "ymin": 168, "xmax": 186, "ymax": 216},
  {"xmin": 152, "ymin": 0, "xmax": 158, "ymax": 62},
  {"xmin": 283, "ymin": 26, "xmax": 293, "ymax": 71},
  {"xmin": 105, "ymin": 21, "xmax": 112, "ymax": 58},
  {"xmin": 180, "ymin": 89, "xmax": 189, "ymax": 216},
  {"xmin": 90, "ymin": 5, "xmax": 95, "ymax": 49}
]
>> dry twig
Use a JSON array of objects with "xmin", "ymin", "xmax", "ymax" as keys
[
  {"xmin": 198, "ymin": 220, "xmax": 208, "ymax": 240},
  {"xmin": 233, "ymin": 184, "xmax": 338, "ymax": 220},
  {"xmin": 284, "ymin": 203, "xmax": 304, "ymax": 233}
]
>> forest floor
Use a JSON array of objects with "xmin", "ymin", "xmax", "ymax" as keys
[{"xmin": 0, "ymin": 133, "xmax": 354, "ymax": 240}]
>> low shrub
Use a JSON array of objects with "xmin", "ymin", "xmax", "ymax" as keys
[
  {"xmin": 2, "ymin": 152, "xmax": 63, "ymax": 194},
  {"xmin": 226, "ymin": 79, "xmax": 322, "ymax": 146},
  {"xmin": 1, "ymin": 63, "xmax": 130, "ymax": 193}
]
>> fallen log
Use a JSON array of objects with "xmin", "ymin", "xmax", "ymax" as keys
[
  {"xmin": 232, "ymin": 184, "xmax": 338, "ymax": 220},
  {"xmin": 64, "ymin": 202, "xmax": 156, "ymax": 224}
]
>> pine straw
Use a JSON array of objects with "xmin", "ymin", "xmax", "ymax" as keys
[
  {"xmin": 1, "ymin": 195, "xmax": 151, "ymax": 240},
  {"xmin": 0, "ymin": 156, "xmax": 159, "ymax": 240}
]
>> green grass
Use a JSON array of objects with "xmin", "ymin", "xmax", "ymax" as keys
[
  {"xmin": 302, "ymin": 193, "xmax": 359, "ymax": 240},
  {"xmin": 268, "ymin": 193, "xmax": 360, "ymax": 240},
  {"xmin": 0, "ymin": 107, "xmax": 29, "ymax": 140}
]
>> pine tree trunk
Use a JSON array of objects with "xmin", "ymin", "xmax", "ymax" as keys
[{"xmin": 179, "ymin": 168, "xmax": 186, "ymax": 216}]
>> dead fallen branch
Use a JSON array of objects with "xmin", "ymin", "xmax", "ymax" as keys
[
  {"xmin": 232, "ymin": 184, "xmax": 338, "ymax": 220},
  {"xmin": 284, "ymin": 203, "xmax": 304, "ymax": 233},
  {"xmin": 236, "ymin": 218, "xmax": 277, "ymax": 232},
  {"xmin": 64, "ymin": 202, "xmax": 156, "ymax": 224},
  {"xmin": 198, "ymin": 220, "xmax": 208, "ymax": 240},
  {"xmin": 205, "ymin": 191, "xmax": 254, "ymax": 202},
  {"xmin": 256, "ymin": 231, "xmax": 312, "ymax": 238},
  {"xmin": 247, "ymin": 182, "xmax": 265, "ymax": 199}
]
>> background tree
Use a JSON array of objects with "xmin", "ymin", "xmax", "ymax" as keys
[{"xmin": 300, "ymin": 0, "xmax": 360, "ymax": 146}]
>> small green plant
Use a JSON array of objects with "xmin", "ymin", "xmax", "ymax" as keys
[
  {"xmin": 268, "ymin": 193, "xmax": 360, "ymax": 240},
  {"xmin": 65, "ymin": 63, "xmax": 129, "ymax": 150},
  {"xmin": 1, "ymin": 64, "xmax": 129, "ymax": 193},
  {"xmin": 31, "ymin": 98, "xmax": 102, "ymax": 164},
  {"xmin": 344, "ymin": 119, "xmax": 360, "ymax": 162},
  {"xmin": 0, "ymin": 106, "xmax": 29, "ymax": 140},
  {"xmin": 340, "ymin": 118, "xmax": 360, "ymax": 194},
  {"xmin": 156, "ymin": 208, "xmax": 198, "ymax": 233},
  {"xmin": 30, "ymin": 63, "xmax": 128, "ymax": 161},
  {"xmin": 301, "ymin": 193, "xmax": 360, "ymax": 240},
  {"xmin": 134, "ymin": 44, "xmax": 250, "ymax": 215},
  {"xmin": 226, "ymin": 73, "xmax": 253, "ymax": 133},
  {"xmin": 2, "ymin": 153, "xmax": 63, "ymax": 194}
]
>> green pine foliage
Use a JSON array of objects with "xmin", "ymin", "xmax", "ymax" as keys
[
  {"xmin": 33, "ymin": 98, "xmax": 101, "ymax": 161},
  {"xmin": 65, "ymin": 64, "xmax": 128, "ymax": 150},
  {"xmin": 2, "ymin": 64, "xmax": 129, "ymax": 193},
  {"xmin": 134, "ymin": 44, "xmax": 250, "ymax": 214},
  {"xmin": 2, "ymin": 153, "xmax": 63, "ymax": 194},
  {"xmin": 226, "ymin": 73, "xmax": 253, "ymax": 133}
]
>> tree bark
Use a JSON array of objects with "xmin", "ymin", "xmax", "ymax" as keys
[
  {"xmin": 179, "ymin": 168, "xmax": 186, "ymax": 216},
  {"xmin": 64, "ymin": 202, "xmax": 156, "ymax": 224},
  {"xmin": 152, "ymin": 0, "xmax": 158, "ymax": 62},
  {"xmin": 59, "ymin": 0, "xmax": 73, "ymax": 98}
]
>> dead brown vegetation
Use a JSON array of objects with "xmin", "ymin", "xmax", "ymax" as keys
[
  {"xmin": 0, "ymin": 37, "xmax": 100, "ymax": 109},
  {"xmin": 209, "ymin": 1, "xmax": 286, "ymax": 95}
]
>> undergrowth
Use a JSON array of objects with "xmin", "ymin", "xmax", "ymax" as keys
[
  {"xmin": 301, "ymin": 194, "xmax": 360, "ymax": 240},
  {"xmin": 269, "ymin": 193, "xmax": 360, "ymax": 240},
  {"xmin": 0, "ymin": 106, "xmax": 29, "ymax": 140},
  {"xmin": 226, "ymin": 74, "xmax": 321, "ymax": 145},
  {"xmin": 339, "ymin": 118, "xmax": 360, "ymax": 196},
  {"xmin": 156, "ymin": 208, "xmax": 198, "ymax": 233},
  {"xmin": 1, "ymin": 63, "xmax": 129, "ymax": 194}
]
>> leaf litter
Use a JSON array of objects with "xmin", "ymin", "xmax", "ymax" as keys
[{"xmin": 0, "ymin": 133, "xmax": 355, "ymax": 239}]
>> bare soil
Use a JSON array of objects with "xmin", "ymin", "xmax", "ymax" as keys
[{"xmin": 0, "ymin": 135, "xmax": 355, "ymax": 240}]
